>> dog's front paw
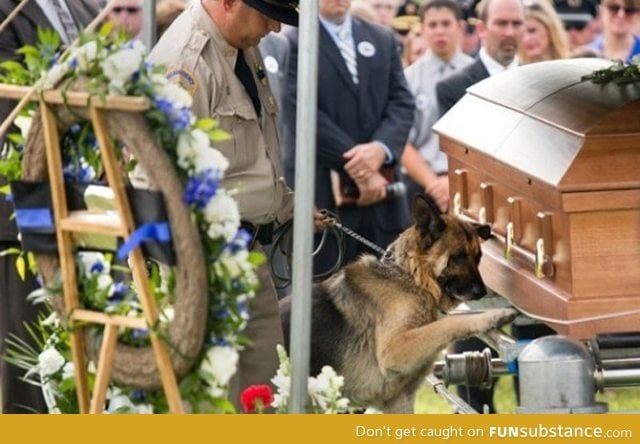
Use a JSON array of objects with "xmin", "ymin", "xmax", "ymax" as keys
[{"xmin": 474, "ymin": 308, "xmax": 519, "ymax": 333}]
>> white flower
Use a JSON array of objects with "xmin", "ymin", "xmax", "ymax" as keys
[
  {"xmin": 203, "ymin": 191, "xmax": 240, "ymax": 242},
  {"xmin": 41, "ymin": 311, "xmax": 60, "ymax": 327},
  {"xmin": 217, "ymin": 249, "xmax": 252, "ymax": 279},
  {"xmin": 206, "ymin": 385, "xmax": 225, "ymax": 399},
  {"xmin": 176, "ymin": 129, "xmax": 210, "ymax": 170},
  {"xmin": 61, "ymin": 362, "xmax": 74, "ymax": 380},
  {"xmin": 14, "ymin": 114, "xmax": 32, "ymax": 139},
  {"xmin": 70, "ymin": 40, "xmax": 103, "ymax": 71},
  {"xmin": 161, "ymin": 306, "xmax": 175, "ymax": 322},
  {"xmin": 193, "ymin": 146, "xmax": 229, "ymax": 175},
  {"xmin": 106, "ymin": 388, "xmax": 136, "ymax": 413},
  {"xmin": 41, "ymin": 62, "xmax": 70, "ymax": 89},
  {"xmin": 38, "ymin": 347, "xmax": 65, "ymax": 376},
  {"xmin": 150, "ymin": 73, "xmax": 169, "ymax": 87},
  {"xmin": 134, "ymin": 404, "xmax": 154, "ymax": 414},
  {"xmin": 97, "ymin": 273, "xmax": 113, "ymax": 292},
  {"xmin": 153, "ymin": 76, "xmax": 193, "ymax": 108},
  {"xmin": 101, "ymin": 47, "xmax": 144, "ymax": 91},
  {"xmin": 77, "ymin": 251, "xmax": 110, "ymax": 277},
  {"xmin": 199, "ymin": 345, "xmax": 239, "ymax": 386}
]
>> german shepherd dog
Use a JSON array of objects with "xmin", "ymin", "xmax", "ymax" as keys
[{"xmin": 280, "ymin": 195, "xmax": 517, "ymax": 413}]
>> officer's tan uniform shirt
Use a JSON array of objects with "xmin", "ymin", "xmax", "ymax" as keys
[{"xmin": 149, "ymin": 1, "xmax": 293, "ymax": 225}]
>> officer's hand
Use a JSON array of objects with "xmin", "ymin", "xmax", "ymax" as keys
[{"xmin": 313, "ymin": 208, "xmax": 330, "ymax": 232}]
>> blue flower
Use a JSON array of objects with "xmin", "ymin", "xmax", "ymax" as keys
[
  {"xmin": 131, "ymin": 328, "xmax": 149, "ymax": 340},
  {"xmin": 212, "ymin": 306, "xmax": 231, "ymax": 320},
  {"xmin": 183, "ymin": 169, "xmax": 219, "ymax": 209},
  {"xmin": 86, "ymin": 133, "xmax": 98, "ymax": 150},
  {"xmin": 152, "ymin": 96, "xmax": 191, "ymax": 134},
  {"xmin": 131, "ymin": 389, "xmax": 146, "ymax": 402},
  {"xmin": 90, "ymin": 261, "xmax": 104, "ymax": 274},
  {"xmin": 69, "ymin": 124, "xmax": 81, "ymax": 134},
  {"xmin": 4, "ymin": 193, "xmax": 12, "ymax": 203},
  {"xmin": 227, "ymin": 229, "xmax": 251, "ymax": 254},
  {"xmin": 207, "ymin": 337, "xmax": 231, "ymax": 347},
  {"xmin": 109, "ymin": 281, "xmax": 128, "ymax": 301}
]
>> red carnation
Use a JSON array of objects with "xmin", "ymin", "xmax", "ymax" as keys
[{"xmin": 240, "ymin": 384, "xmax": 273, "ymax": 413}]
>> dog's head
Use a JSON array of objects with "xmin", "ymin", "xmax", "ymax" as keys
[{"xmin": 395, "ymin": 195, "xmax": 491, "ymax": 311}]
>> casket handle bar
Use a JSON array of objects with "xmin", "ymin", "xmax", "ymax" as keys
[
  {"xmin": 478, "ymin": 182, "xmax": 493, "ymax": 225},
  {"xmin": 535, "ymin": 212, "xmax": 554, "ymax": 278},
  {"xmin": 455, "ymin": 211, "xmax": 555, "ymax": 279},
  {"xmin": 452, "ymin": 169, "xmax": 468, "ymax": 217}
]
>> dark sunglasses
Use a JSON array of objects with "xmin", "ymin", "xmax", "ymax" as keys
[
  {"xmin": 112, "ymin": 6, "xmax": 141, "ymax": 14},
  {"xmin": 564, "ymin": 20, "xmax": 588, "ymax": 31},
  {"xmin": 605, "ymin": 3, "xmax": 639, "ymax": 15}
]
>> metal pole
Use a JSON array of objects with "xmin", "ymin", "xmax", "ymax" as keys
[
  {"xmin": 142, "ymin": 0, "xmax": 157, "ymax": 52},
  {"xmin": 289, "ymin": 1, "xmax": 318, "ymax": 413}
]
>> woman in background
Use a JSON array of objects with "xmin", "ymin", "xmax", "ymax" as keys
[
  {"xmin": 588, "ymin": 0, "xmax": 640, "ymax": 62},
  {"xmin": 519, "ymin": 0, "xmax": 570, "ymax": 63}
]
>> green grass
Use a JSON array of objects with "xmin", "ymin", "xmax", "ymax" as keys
[{"xmin": 416, "ymin": 376, "xmax": 640, "ymax": 413}]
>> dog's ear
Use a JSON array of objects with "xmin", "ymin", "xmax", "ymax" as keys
[
  {"xmin": 413, "ymin": 194, "xmax": 446, "ymax": 250},
  {"xmin": 475, "ymin": 223, "xmax": 492, "ymax": 240}
]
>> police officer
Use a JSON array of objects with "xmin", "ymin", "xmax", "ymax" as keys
[{"xmin": 148, "ymin": 0, "xmax": 298, "ymax": 411}]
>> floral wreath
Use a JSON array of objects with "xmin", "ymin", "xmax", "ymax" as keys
[{"xmin": 1, "ymin": 26, "xmax": 261, "ymax": 413}]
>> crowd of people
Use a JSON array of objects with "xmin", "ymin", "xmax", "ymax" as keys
[{"xmin": 1, "ymin": 0, "xmax": 639, "ymax": 414}]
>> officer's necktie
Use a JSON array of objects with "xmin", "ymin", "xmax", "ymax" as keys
[
  {"xmin": 234, "ymin": 50, "xmax": 261, "ymax": 116},
  {"xmin": 50, "ymin": 0, "xmax": 79, "ymax": 44},
  {"xmin": 336, "ymin": 24, "xmax": 359, "ymax": 84}
]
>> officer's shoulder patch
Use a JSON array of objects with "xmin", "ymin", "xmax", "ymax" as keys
[{"xmin": 166, "ymin": 66, "xmax": 198, "ymax": 96}]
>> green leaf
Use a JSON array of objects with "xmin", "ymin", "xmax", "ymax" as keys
[
  {"xmin": 16, "ymin": 255, "xmax": 26, "ymax": 280},
  {"xmin": 209, "ymin": 128, "xmax": 231, "ymax": 142},
  {"xmin": 7, "ymin": 132, "xmax": 25, "ymax": 144},
  {"xmin": 0, "ymin": 184, "xmax": 10, "ymax": 195},
  {"xmin": 0, "ymin": 247, "xmax": 22, "ymax": 257},
  {"xmin": 0, "ymin": 60, "xmax": 26, "ymax": 72},
  {"xmin": 99, "ymin": 21, "xmax": 114, "ymax": 37},
  {"xmin": 195, "ymin": 118, "xmax": 217, "ymax": 131},
  {"xmin": 15, "ymin": 45, "xmax": 40, "ymax": 59},
  {"xmin": 247, "ymin": 251, "xmax": 266, "ymax": 267}
]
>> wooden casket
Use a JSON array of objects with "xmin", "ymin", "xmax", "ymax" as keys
[{"xmin": 434, "ymin": 58, "xmax": 640, "ymax": 339}]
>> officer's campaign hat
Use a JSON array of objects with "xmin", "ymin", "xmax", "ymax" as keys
[
  {"xmin": 243, "ymin": 0, "xmax": 299, "ymax": 26},
  {"xmin": 555, "ymin": 0, "xmax": 597, "ymax": 30}
]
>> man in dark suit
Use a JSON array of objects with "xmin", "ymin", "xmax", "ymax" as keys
[
  {"xmin": 434, "ymin": 0, "xmax": 524, "ymax": 414},
  {"xmin": 0, "ymin": 0, "xmax": 99, "ymax": 413},
  {"xmin": 436, "ymin": 0, "xmax": 524, "ymax": 114},
  {"xmin": 282, "ymin": 0, "xmax": 414, "ymax": 273}
]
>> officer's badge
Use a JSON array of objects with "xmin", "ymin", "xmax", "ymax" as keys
[{"xmin": 166, "ymin": 67, "xmax": 198, "ymax": 96}]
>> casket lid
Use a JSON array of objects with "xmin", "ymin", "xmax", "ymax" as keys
[{"xmin": 434, "ymin": 58, "xmax": 640, "ymax": 192}]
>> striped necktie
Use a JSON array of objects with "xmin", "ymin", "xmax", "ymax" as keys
[
  {"xmin": 336, "ymin": 24, "xmax": 358, "ymax": 84},
  {"xmin": 50, "ymin": 0, "xmax": 79, "ymax": 44}
]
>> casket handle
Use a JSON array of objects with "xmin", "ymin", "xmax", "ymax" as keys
[
  {"xmin": 479, "ymin": 182, "xmax": 493, "ymax": 224},
  {"xmin": 452, "ymin": 169, "xmax": 468, "ymax": 216},
  {"xmin": 504, "ymin": 197, "xmax": 521, "ymax": 259},
  {"xmin": 505, "ymin": 221, "xmax": 514, "ymax": 259},
  {"xmin": 534, "ymin": 212, "xmax": 555, "ymax": 278}
]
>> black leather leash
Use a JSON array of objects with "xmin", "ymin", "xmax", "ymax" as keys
[{"xmin": 268, "ymin": 210, "xmax": 392, "ymax": 289}]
